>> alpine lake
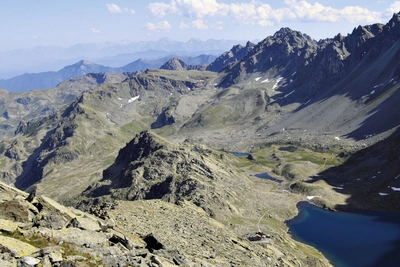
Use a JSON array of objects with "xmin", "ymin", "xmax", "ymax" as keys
[{"xmin": 286, "ymin": 201, "xmax": 400, "ymax": 267}]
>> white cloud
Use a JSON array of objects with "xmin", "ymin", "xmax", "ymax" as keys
[
  {"xmin": 284, "ymin": 0, "xmax": 381, "ymax": 23},
  {"xmin": 106, "ymin": 3, "xmax": 135, "ymax": 14},
  {"xmin": 149, "ymin": 0, "xmax": 225, "ymax": 18},
  {"xmin": 388, "ymin": 1, "xmax": 400, "ymax": 13},
  {"xmin": 148, "ymin": 0, "xmax": 383, "ymax": 26},
  {"xmin": 145, "ymin": 20, "xmax": 171, "ymax": 31},
  {"xmin": 228, "ymin": 3, "xmax": 257, "ymax": 23},
  {"xmin": 91, "ymin": 28, "xmax": 100, "ymax": 33},
  {"xmin": 179, "ymin": 19, "xmax": 208, "ymax": 29}
]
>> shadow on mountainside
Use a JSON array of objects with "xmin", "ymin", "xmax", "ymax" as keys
[
  {"xmin": 15, "ymin": 128, "xmax": 56, "ymax": 190},
  {"xmin": 315, "ymin": 127, "xmax": 400, "ymax": 212},
  {"xmin": 345, "ymin": 84, "xmax": 400, "ymax": 140}
]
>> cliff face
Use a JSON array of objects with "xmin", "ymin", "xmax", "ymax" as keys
[
  {"xmin": 217, "ymin": 28, "xmax": 318, "ymax": 87},
  {"xmin": 206, "ymin": 41, "xmax": 255, "ymax": 72}
]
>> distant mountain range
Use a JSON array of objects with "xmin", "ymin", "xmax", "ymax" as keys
[
  {"xmin": 0, "ymin": 38, "xmax": 248, "ymax": 79},
  {"xmin": 0, "ymin": 54, "xmax": 218, "ymax": 92}
]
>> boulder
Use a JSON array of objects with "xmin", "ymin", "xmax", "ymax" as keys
[
  {"xmin": 0, "ymin": 200, "xmax": 34, "ymax": 222},
  {"xmin": 0, "ymin": 219, "xmax": 20, "ymax": 233},
  {"xmin": 0, "ymin": 236, "xmax": 40, "ymax": 258}
]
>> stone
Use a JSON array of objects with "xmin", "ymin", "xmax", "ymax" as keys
[
  {"xmin": 0, "ymin": 200, "xmax": 30, "ymax": 222},
  {"xmin": 143, "ymin": 233, "xmax": 164, "ymax": 251},
  {"xmin": 25, "ymin": 187, "xmax": 36, "ymax": 203},
  {"xmin": 105, "ymin": 218, "xmax": 115, "ymax": 229},
  {"xmin": 0, "ymin": 236, "xmax": 40, "ymax": 258},
  {"xmin": 151, "ymin": 255, "xmax": 176, "ymax": 267},
  {"xmin": 40, "ymin": 228, "xmax": 108, "ymax": 247},
  {"xmin": 22, "ymin": 256, "xmax": 40, "ymax": 266},
  {"xmin": 107, "ymin": 229, "xmax": 146, "ymax": 249},
  {"xmin": 34, "ymin": 211, "xmax": 69, "ymax": 230},
  {"xmin": 41, "ymin": 255, "xmax": 52, "ymax": 267},
  {"xmin": 49, "ymin": 250, "xmax": 63, "ymax": 263},
  {"xmin": 0, "ymin": 258, "xmax": 17, "ymax": 267},
  {"xmin": 0, "ymin": 219, "xmax": 20, "ymax": 233}
]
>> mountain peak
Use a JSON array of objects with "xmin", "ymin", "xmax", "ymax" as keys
[
  {"xmin": 75, "ymin": 60, "xmax": 95, "ymax": 66},
  {"xmin": 160, "ymin": 57, "xmax": 188, "ymax": 70}
]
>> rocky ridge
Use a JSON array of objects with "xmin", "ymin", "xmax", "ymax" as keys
[{"xmin": 205, "ymin": 41, "xmax": 255, "ymax": 72}]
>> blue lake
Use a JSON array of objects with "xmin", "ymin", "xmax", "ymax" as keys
[
  {"xmin": 231, "ymin": 152, "xmax": 249, "ymax": 157},
  {"xmin": 286, "ymin": 202, "xmax": 400, "ymax": 267},
  {"xmin": 254, "ymin": 172, "xmax": 283, "ymax": 184}
]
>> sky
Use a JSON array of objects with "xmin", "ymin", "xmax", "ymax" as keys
[{"xmin": 0, "ymin": 0, "xmax": 399, "ymax": 51}]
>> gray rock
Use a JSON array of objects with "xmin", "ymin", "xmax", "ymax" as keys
[{"xmin": 21, "ymin": 257, "xmax": 40, "ymax": 266}]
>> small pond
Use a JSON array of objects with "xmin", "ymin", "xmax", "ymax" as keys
[
  {"xmin": 254, "ymin": 173, "xmax": 283, "ymax": 184},
  {"xmin": 286, "ymin": 201, "xmax": 400, "ymax": 267},
  {"xmin": 231, "ymin": 152, "xmax": 250, "ymax": 157}
]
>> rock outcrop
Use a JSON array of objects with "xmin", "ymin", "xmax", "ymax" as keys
[
  {"xmin": 82, "ymin": 131, "xmax": 232, "ymax": 219},
  {"xmin": 0, "ymin": 181, "xmax": 199, "ymax": 267}
]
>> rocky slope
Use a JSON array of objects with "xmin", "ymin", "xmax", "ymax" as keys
[
  {"xmin": 0, "ymin": 165, "xmax": 331, "ymax": 267},
  {"xmin": 0, "ymin": 72, "xmax": 132, "ymax": 140}
]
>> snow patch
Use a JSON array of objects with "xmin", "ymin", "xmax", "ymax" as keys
[
  {"xmin": 272, "ymin": 77, "xmax": 283, "ymax": 89},
  {"xmin": 391, "ymin": 187, "xmax": 400, "ymax": 191},
  {"xmin": 292, "ymin": 72, "xmax": 296, "ymax": 76},
  {"xmin": 282, "ymin": 84, "xmax": 288, "ymax": 88},
  {"xmin": 261, "ymin": 79, "xmax": 269, "ymax": 83},
  {"xmin": 187, "ymin": 87, "xmax": 191, "ymax": 90},
  {"xmin": 118, "ymin": 97, "xmax": 122, "ymax": 100},
  {"xmin": 255, "ymin": 77, "xmax": 262, "ymax": 81},
  {"xmin": 370, "ymin": 90, "xmax": 375, "ymax": 95},
  {"xmin": 379, "ymin": 193, "xmax": 389, "ymax": 196},
  {"xmin": 364, "ymin": 134, "xmax": 374, "ymax": 139},
  {"xmin": 284, "ymin": 90, "xmax": 295, "ymax": 98},
  {"xmin": 306, "ymin": 196, "xmax": 320, "ymax": 200},
  {"xmin": 335, "ymin": 187, "xmax": 344, "ymax": 190},
  {"xmin": 335, "ymin": 136, "xmax": 340, "ymax": 140},
  {"xmin": 128, "ymin": 95, "xmax": 140, "ymax": 103}
]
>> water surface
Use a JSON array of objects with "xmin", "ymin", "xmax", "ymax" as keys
[{"xmin": 286, "ymin": 202, "xmax": 400, "ymax": 267}]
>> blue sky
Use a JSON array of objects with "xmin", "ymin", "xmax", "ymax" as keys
[{"xmin": 0, "ymin": 0, "xmax": 399, "ymax": 51}]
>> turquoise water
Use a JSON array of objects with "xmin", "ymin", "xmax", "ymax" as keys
[{"xmin": 286, "ymin": 202, "xmax": 400, "ymax": 267}]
